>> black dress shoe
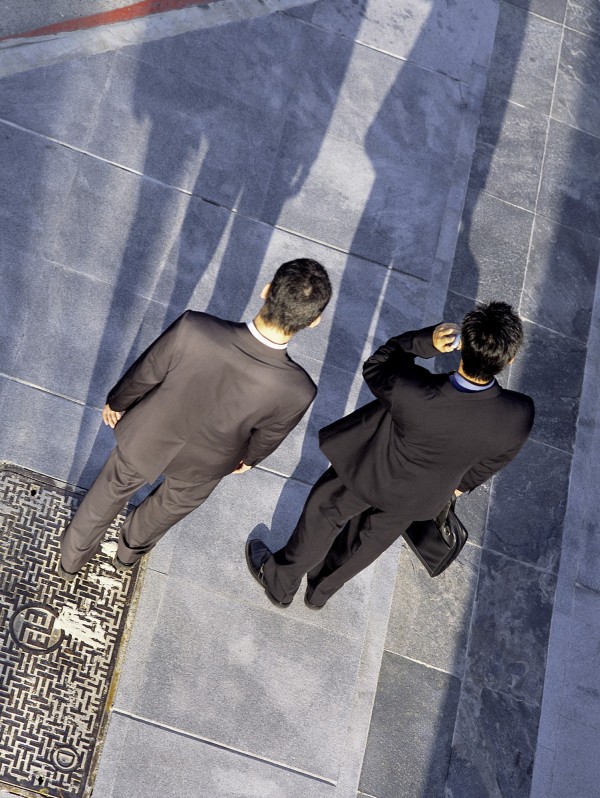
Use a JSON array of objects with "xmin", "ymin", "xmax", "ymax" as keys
[
  {"xmin": 57, "ymin": 561, "xmax": 78, "ymax": 582},
  {"xmin": 245, "ymin": 539, "xmax": 292, "ymax": 608},
  {"xmin": 304, "ymin": 591, "xmax": 325, "ymax": 611},
  {"xmin": 113, "ymin": 555, "xmax": 135, "ymax": 573}
]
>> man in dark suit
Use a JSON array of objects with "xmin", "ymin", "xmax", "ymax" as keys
[
  {"xmin": 59, "ymin": 258, "xmax": 332, "ymax": 580},
  {"xmin": 247, "ymin": 302, "xmax": 535, "ymax": 608}
]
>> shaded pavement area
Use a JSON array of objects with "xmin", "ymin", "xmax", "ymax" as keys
[{"xmin": 1, "ymin": 0, "xmax": 599, "ymax": 796}]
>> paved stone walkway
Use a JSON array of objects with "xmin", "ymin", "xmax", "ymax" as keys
[{"xmin": 0, "ymin": 1, "xmax": 599, "ymax": 796}]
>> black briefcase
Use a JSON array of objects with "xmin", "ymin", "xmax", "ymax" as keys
[{"xmin": 402, "ymin": 496, "xmax": 468, "ymax": 577}]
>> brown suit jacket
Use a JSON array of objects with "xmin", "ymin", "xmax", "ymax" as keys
[
  {"xmin": 319, "ymin": 326, "xmax": 535, "ymax": 520},
  {"xmin": 107, "ymin": 311, "xmax": 316, "ymax": 483}
]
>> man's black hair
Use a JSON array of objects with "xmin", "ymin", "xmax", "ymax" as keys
[
  {"xmin": 261, "ymin": 259, "xmax": 332, "ymax": 335},
  {"xmin": 460, "ymin": 301, "xmax": 524, "ymax": 382}
]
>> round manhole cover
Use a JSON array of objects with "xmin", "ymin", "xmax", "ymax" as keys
[{"xmin": 9, "ymin": 604, "xmax": 63, "ymax": 652}]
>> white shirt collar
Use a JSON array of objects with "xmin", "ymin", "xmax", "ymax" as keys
[{"xmin": 246, "ymin": 320, "xmax": 288, "ymax": 350}]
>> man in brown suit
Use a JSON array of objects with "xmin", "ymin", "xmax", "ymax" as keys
[
  {"xmin": 59, "ymin": 259, "xmax": 332, "ymax": 580},
  {"xmin": 247, "ymin": 302, "xmax": 534, "ymax": 608}
]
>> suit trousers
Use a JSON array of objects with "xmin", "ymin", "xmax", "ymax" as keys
[
  {"xmin": 262, "ymin": 467, "xmax": 408, "ymax": 606},
  {"xmin": 60, "ymin": 447, "xmax": 220, "ymax": 573}
]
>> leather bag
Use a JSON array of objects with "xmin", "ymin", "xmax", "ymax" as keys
[{"xmin": 402, "ymin": 496, "xmax": 468, "ymax": 577}]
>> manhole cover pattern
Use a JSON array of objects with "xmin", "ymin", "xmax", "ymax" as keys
[{"xmin": 0, "ymin": 464, "xmax": 142, "ymax": 798}]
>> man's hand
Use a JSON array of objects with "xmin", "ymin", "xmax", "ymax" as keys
[
  {"xmin": 102, "ymin": 404, "xmax": 124, "ymax": 429},
  {"xmin": 231, "ymin": 462, "xmax": 252, "ymax": 475},
  {"xmin": 433, "ymin": 323, "xmax": 461, "ymax": 353},
  {"xmin": 454, "ymin": 489, "xmax": 464, "ymax": 497}
]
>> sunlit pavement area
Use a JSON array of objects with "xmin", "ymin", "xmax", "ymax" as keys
[{"xmin": 0, "ymin": 1, "xmax": 599, "ymax": 796}]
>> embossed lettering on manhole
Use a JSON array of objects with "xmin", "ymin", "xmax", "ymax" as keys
[{"xmin": 0, "ymin": 464, "xmax": 144, "ymax": 798}]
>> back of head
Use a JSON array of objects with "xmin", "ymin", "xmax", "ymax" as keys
[
  {"xmin": 261, "ymin": 259, "xmax": 332, "ymax": 335},
  {"xmin": 460, "ymin": 301, "xmax": 524, "ymax": 382}
]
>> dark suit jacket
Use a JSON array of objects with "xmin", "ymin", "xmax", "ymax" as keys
[
  {"xmin": 107, "ymin": 311, "xmax": 316, "ymax": 484},
  {"xmin": 319, "ymin": 326, "xmax": 534, "ymax": 520}
]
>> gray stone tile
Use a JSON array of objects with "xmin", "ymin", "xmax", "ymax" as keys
[
  {"xmin": 521, "ymin": 215, "xmax": 600, "ymax": 342},
  {"xmin": 284, "ymin": 4, "xmax": 315, "ymax": 21},
  {"xmin": 161, "ymin": 468, "xmax": 374, "ymax": 639},
  {"xmin": 559, "ymin": 584, "xmax": 600, "ymax": 731},
  {"xmin": 0, "ymin": 375, "xmax": 114, "ymax": 489},
  {"xmin": 288, "ymin": 34, "xmax": 465, "ymax": 161},
  {"xmin": 93, "ymin": 712, "xmax": 335, "ymax": 798},
  {"xmin": 505, "ymin": 0, "xmax": 567, "ymax": 23},
  {"xmin": 486, "ymin": 439, "xmax": 571, "ymax": 572},
  {"xmin": 0, "ymin": 53, "xmax": 114, "ymax": 146},
  {"xmin": 122, "ymin": 13, "xmax": 305, "ymax": 114},
  {"xmin": 46, "ymin": 154, "xmax": 230, "ymax": 298},
  {"xmin": 487, "ymin": 2, "xmax": 562, "ymax": 113},
  {"xmin": 386, "ymin": 542, "xmax": 481, "ymax": 677},
  {"xmin": 86, "ymin": 52, "xmax": 282, "ymax": 213},
  {"xmin": 509, "ymin": 320, "xmax": 587, "ymax": 453},
  {"xmin": 566, "ymin": 0, "xmax": 600, "ymax": 38},
  {"xmin": 529, "ymin": 744, "xmax": 556, "ymax": 798},
  {"xmin": 537, "ymin": 119, "xmax": 600, "ymax": 238},
  {"xmin": 262, "ymin": 109, "xmax": 466, "ymax": 281},
  {"xmin": 0, "ymin": 247, "xmax": 177, "ymax": 408},
  {"xmin": 449, "ymin": 189, "xmax": 533, "ymax": 306},
  {"xmin": 554, "ymin": 27, "xmax": 600, "ymax": 138},
  {"xmin": 112, "ymin": 569, "xmax": 169, "ymax": 713},
  {"xmin": 0, "ymin": 124, "xmax": 79, "ymax": 258},
  {"xmin": 547, "ymin": 715, "xmax": 600, "ymax": 798},
  {"xmin": 124, "ymin": 580, "xmax": 363, "ymax": 780},
  {"xmin": 470, "ymin": 92, "xmax": 548, "ymax": 210},
  {"xmin": 445, "ymin": 679, "xmax": 540, "ymax": 798},
  {"xmin": 466, "ymin": 550, "xmax": 556, "ymax": 704},
  {"xmin": 309, "ymin": 0, "xmax": 499, "ymax": 81},
  {"xmin": 359, "ymin": 652, "xmax": 461, "ymax": 798}
]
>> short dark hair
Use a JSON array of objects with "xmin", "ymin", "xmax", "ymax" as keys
[
  {"xmin": 261, "ymin": 259, "xmax": 332, "ymax": 335},
  {"xmin": 460, "ymin": 301, "xmax": 524, "ymax": 382}
]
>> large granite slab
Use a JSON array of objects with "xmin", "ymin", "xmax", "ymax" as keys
[
  {"xmin": 0, "ymin": 52, "xmax": 114, "ymax": 145},
  {"xmin": 449, "ymin": 188, "xmax": 533, "ymax": 307},
  {"xmin": 520, "ymin": 215, "xmax": 600, "ymax": 342},
  {"xmin": 554, "ymin": 26, "xmax": 600, "ymax": 138},
  {"xmin": 113, "ymin": 578, "xmax": 363, "ymax": 781},
  {"xmin": 92, "ymin": 711, "xmax": 336, "ymax": 798},
  {"xmin": 446, "ymin": 678, "xmax": 540, "ymax": 798},
  {"xmin": 466, "ymin": 549, "xmax": 556, "ymax": 706},
  {"xmin": 486, "ymin": 1, "xmax": 562, "ymax": 112},
  {"xmin": 307, "ymin": 0, "xmax": 499, "ymax": 81},
  {"xmin": 360, "ymin": 652, "xmax": 461, "ymax": 798},
  {"xmin": 485, "ymin": 438, "xmax": 572, "ymax": 572},
  {"xmin": 386, "ymin": 543, "xmax": 481, "ymax": 678}
]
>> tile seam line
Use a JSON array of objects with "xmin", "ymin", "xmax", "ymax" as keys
[
  {"xmin": 0, "ymin": 116, "xmax": 417, "ymax": 276},
  {"xmin": 110, "ymin": 708, "xmax": 338, "ymax": 784},
  {"xmin": 518, "ymin": 17, "xmax": 566, "ymax": 319},
  {"xmin": 448, "ymin": 289, "xmax": 589, "ymax": 344},
  {"xmin": 382, "ymin": 650, "xmax": 462, "ymax": 678},
  {"xmin": 280, "ymin": 15, "xmax": 471, "ymax": 84}
]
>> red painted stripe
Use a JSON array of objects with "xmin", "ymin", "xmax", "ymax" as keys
[{"xmin": 0, "ymin": 0, "xmax": 217, "ymax": 42}]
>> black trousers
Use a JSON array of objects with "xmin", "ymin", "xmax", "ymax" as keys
[
  {"xmin": 60, "ymin": 447, "xmax": 220, "ymax": 573},
  {"xmin": 262, "ymin": 467, "xmax": 409, "ymax": 606}
]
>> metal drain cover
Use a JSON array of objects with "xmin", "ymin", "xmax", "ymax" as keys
[{"xmin": 0, "ymin": 463, "xmax": 143, "ymax": 798}]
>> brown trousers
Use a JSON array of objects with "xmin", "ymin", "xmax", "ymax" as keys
[{"xmin": 60, "ymin": 447, "xmax": 220, "ymax": 573}]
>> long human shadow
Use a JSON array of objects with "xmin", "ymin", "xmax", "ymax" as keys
[{"xmin": 67, "ymin": 6, "xmax": 364, "ymax": 491}]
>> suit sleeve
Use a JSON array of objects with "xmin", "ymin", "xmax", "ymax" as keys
[
  {"xmin": 362, "ymin": 326, "xmax": 438, "ymax": 412},
  {"xmin": 106, "ymin": 312, "xmax": 188, "ymax": 412},
  {"xmin": 244, "ymin": 391, "xmax": 316, "ymax": 467},
  {"xmin": 458, "ymin": 401, "xmax": 535, "ymax": 492}
]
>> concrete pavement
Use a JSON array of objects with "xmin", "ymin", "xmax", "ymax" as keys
[{"xmin": 0, "ymin": 0, "xmax": 599, "ymax": 796}]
